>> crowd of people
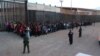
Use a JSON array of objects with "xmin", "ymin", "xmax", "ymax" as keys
[
  {"xmin": 4, "ymin": 21, "xmax": 93, "ymax": 54},
  {"xmin": 5, "ymin": 21, "xmax": 92, "ymax": 37},
  {"xmin": 5, "ymin": 22, "xmax": 26, "ymax": 37}
]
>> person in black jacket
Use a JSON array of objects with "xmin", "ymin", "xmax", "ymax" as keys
[
  {"xmin": 79, "ymin": 26, "xmax": 82, "ymax": 37},
  {"xmin": 68, "ymin": 30, "xmax": 73, "ymax": 45}
]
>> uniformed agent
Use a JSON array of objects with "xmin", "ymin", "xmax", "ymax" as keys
[
  {"xmin": 23, "ymin": 27, "xmax": 30, "ymax": 53},
  {"xmin": 79, "ymin": 26, "xmax": 82, "ymax": 37},
  {"xmin": 68, "ymin": 30, "xmax": 73, "ymax": 45}
]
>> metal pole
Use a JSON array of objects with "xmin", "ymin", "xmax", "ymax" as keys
[
  {"xmin": 25, "ymin": 0, "xmax": 28, "ymax": 26},
  {"xmin": 61, "ymin": 1, "xmax": 62, "ymax": 7},
  {"xmin": 4, "ymin": 1, "xmax": 6, "ymax": 23},
  {"xmin": 35, "ymin": 2, "xmax": 37, "ymax": 23},
  {"xmin": 71, "ymin": 0, "xmax": 72, "ymax": 10},
  {"xmin": 54, "ymin": 5, "xmax": 56, "ymax": 22},
  {"xmin": 13, "ymin": 0, "xmax": 16, "ymax": 22},
  {"xmin": 2, "ymin": 1, "xmax": 5, "ymax": 29},
  {"xmin": 43, "ymin": 3, "xmax": 45, "ymax": 24},
  {"xmin": 0, "ymin": 1, "xmax": 3, "ymax": 29}
]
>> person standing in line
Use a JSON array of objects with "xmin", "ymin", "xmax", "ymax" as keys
[
  {"xmin": 23, "ymin": 27, "xmax": 30, "ymax": 54},
  {"xmin": 68, "ymin": 30, "xmax": 73, "ymax": 45},
  {"xmin": 79, "ymin": 26, "xmax": 82, "ymax": 37}
]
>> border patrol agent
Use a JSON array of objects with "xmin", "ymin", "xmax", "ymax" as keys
[
  {"xmin": 68, "ymin": 30, "xmax": 73, "ymax": 45},
  {"xmin": 79, "ymin": 26, "xmax": 82, "ymax": 37},
  {"xmin": 23, "ymin": 27, "xmax": 30, "ymax": 53}
]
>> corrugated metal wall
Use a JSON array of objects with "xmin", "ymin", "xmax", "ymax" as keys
[
  {"xmin": 0, "ymin": 1, "xmax": 25, "ymax": 30},
  {"xmin": 28, "ymin": 10, "xmax": 61, "ymax": 24},
  {"xmin": 28, "ymin": 10, "xmax": 100, "ymax": 25}
]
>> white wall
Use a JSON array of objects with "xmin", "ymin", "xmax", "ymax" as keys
[
  {"xmin": 28, "ymin": 3, "xmax": 61, "ymax": 13},
  {"xmin": 2, "ymin": 0, "xmax": 25, "ymax": 2}
]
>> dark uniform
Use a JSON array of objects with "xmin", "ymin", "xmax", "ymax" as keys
[
  {"xmin": 23, "ymin": 27, "xmax": 30, "ymax": 53},
  {"xmin": 23, "ymin": 37, "xmax": 30, "ymax": 53},
  {"xmin": 68, "ymin": 30, "xmax": 73, "ymax": 45},
  {"xmin": 79, "ymin": 27, "xmax": 82, "ymax": 37}
]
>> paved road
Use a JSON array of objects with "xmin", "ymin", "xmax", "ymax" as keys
[{"xmin": 0, "ymin": 23, "xmax": 100, "ymax": 56}]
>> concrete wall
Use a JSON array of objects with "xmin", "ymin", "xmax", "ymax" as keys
[
  {"xmin": 28, "ymin": 3, "xmax": 61, "ymax": 13},
  {"xmin": 2, "ymin": 0, "xmax": 25, "ymax": 2}
]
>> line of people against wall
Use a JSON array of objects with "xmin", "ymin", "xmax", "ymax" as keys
[
  {"xmin": 5, "ymin": 21, "xmax": 92, "ymax": 37},
  {"xmin": 5, "ymin": 21, "xmax": 93, "ymax": 53}
]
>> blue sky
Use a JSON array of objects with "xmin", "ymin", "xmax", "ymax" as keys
[{"xmin": 28, "ymin": 0, "xmax": 100, "ymax": 9}]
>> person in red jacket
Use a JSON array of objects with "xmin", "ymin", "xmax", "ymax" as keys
[
  {"xmin": 19, "ymin": 23, "xmax": 26, "ymax": 37},
  {"xmin": 34, "ymin": 23, "xmax": 41, "ymax": 36},
  {"xmin": 37, "ymin": 24, "xmax": 41, "ymax": 36}
]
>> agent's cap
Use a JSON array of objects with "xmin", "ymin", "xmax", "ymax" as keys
[{"xmin": 26, "ymin": 27, "xmax": 30, "ymax": 30}]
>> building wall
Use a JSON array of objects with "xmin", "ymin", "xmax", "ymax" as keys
[
  {"xmin": 60, "ymin": 8, "xmax": 76, "ymax": 15},
  {"xmin": 28, "ymin": 4, "xmax": 100, "ymax": 25},
  {"xmin": 77, "ymin": 10, "xmax": 95, "ymax": 15},
  {"xmin": 28, "ymin": 3, "xmax": 100, "ymax": 16},
  {"xmin": 60, "ymin": 8, "xmax": 100, "ymax": 15},
  {"xmin": 28, "ymin": 3, "xmax": 60, "ymax": 13}
]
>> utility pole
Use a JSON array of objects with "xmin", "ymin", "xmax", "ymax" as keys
[
  {"xmin": 60, "ymin": 0, "xmax": 63, "ymax": 22},
  {"xmin": 60, "ymin": 0, "xmax": 63, "ymax": 7},
  {"xmin": 70, "ymin": 0, "xmax": 73, "ymax": 15},
  {"xmin": 70, "ymin": 0, "xmax": 73, "ymax": 22}
]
